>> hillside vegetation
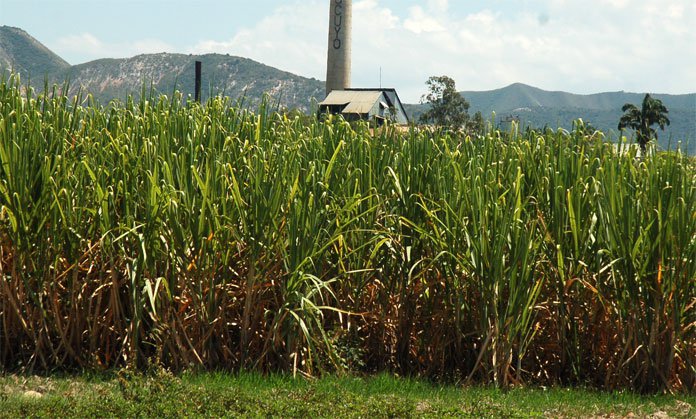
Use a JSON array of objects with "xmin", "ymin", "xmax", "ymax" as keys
[
  {"xmin": 1, "ymin": 74, "xmax": 694, "ymax": 393},
  {"xmin": 61, "ymin": 53, "xmax": 325, "ymax": 110}
]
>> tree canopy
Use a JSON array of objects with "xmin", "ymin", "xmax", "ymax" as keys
[
  {"xmin": 419, "ymin": 76, "xmax": 470, "ymax": 131},
  {"xmin": 618, "ymin": 94, "xmax": 670, "ymax": 152}
]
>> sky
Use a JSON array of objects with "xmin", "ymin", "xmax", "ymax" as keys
[{"xmin": 1, "ymin": 0, "xmax": 694, "ymax": 102}]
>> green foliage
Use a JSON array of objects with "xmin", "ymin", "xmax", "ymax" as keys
[
  {"xmin": 0, "ymin": 73, "xmax": 694, "ymax": 393},
  {"xmin": 419, "ymin": 75, "xmax": 470, "ymax": 130},
  {"xmin": 469, "ymin": 110, "xmax": 486, "ymax": 135},
  {"xmin": 618, "ymin": 93, "xmax": 671, "ymax": 152}
]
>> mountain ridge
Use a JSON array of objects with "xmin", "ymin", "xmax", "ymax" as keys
[
  {"xmin": 0, "ymin": 26, "xmax": 69, "ymax": 78},
  {"xmin": 461, "ymin": 82, "xmax": 696, "ymax": 113},
  {"xmin": 0, "ymin": 26, "xmax": 324, "ymax": 110},
  {"xmin": 60, "ymin": 52, "xmax": 325, "ymax": 109}
]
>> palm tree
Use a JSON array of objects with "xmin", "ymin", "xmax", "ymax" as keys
[{"xmin": 618, "ymin": 94, "xmax": 670, "ymax": 153}]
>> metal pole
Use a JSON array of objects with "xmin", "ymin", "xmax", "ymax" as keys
[{"xmin": 195, "ymin": 61, "xmax": 202, "ymax": 103}]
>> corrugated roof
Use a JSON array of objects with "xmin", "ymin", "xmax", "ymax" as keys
[{"xmin": 320, "ymin": 90, "xmax": 384, "ymax": 114}]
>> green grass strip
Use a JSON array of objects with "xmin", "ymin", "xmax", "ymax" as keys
[{"xmin": 1, "ymin": 371, "xmax": 694, "ymax": 418}]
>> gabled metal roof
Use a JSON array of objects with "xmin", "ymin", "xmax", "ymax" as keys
[{"xmin": 320, "ymin": 90, "xmax": 385, "ymax": 114}]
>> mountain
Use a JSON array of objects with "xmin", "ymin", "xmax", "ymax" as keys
[
  {"xmin": 0, "ymin": 26, "xmax": 70, "ymax": 78},
  {"xmin": 460, "ymin": 82, "xmax": 696, "ymax": 114},
  {"xmin": 59, "ymin": 53, "xmax": 324, "ymax": 110},
  {"xmin": 0, "ymin": 26, "xmax": 323, "ymax": 111},
  {"xmin": 407, "ymin": 83, "xmax": 696, "ymax": 154}
]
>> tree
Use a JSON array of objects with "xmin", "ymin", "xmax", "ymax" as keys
[
  {"xmin": 419, "ymin": 76, "xmax": 470, "ymax": 131},
  {"xmin": 618, "ymin": 94, "xmax": 670, "ymax": 152},
  {"xmin": 469, "ymin": 111, "xmax": 486, "ymax": 135}
]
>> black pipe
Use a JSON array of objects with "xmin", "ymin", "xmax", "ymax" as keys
[{"xmin": 195, "ymin": 61, "xmax": 202, "ymax": 103}]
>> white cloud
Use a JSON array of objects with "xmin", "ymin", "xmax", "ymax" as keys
[
  {"xmin": 360, "ymin": 0, "xmax": 696, "ymax": 100},
  {"xmin": 601, "ymin": 0, "xmax": 631, "ymax": 8},
  {"xmin": 428, "ymin": 0, "xmax": 449, "ymax": 13},
  {"xmin": 188, "ymin": 1, "xmax": 327, "ymax": 80},
  {"xmin": 404, "ymin": 6, "xmax": 445, "ymax": 34}
]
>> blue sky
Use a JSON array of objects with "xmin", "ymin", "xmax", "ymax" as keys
[{"xmin": 2, "ymin": 0, "xmax": 694, "ymax": 102}]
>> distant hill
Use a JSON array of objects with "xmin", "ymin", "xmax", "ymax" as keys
[
  {"xmin": 0, "ymin": 26, "xmax": 324, "ymax": 111},
  {"xmin": 0, "ymin": 26, "xmax": 70, "ymax": 78},
  {"xmin": 461, "ymin": 82, "xmax": 696, "ymax": 114},
  {"xmin": 406, "ymin": 83, "xmax": 696, "ymax": 154},
  {"xmin": 58, "ymin": 53, "xmax": 324, "ymax": 110}
]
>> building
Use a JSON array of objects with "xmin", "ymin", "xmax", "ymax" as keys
[
  {"xmin": 319, "ymin": 88, "xmax": 409, "ymax": 125},
  {"xmin": 322, "ymin": 1, "xmax": 409, "ymax": 125}
]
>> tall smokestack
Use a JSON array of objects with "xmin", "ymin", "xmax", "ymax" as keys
[{"xmin": 326, "ymin": 0, "xmax": 352, "ymax": 95}]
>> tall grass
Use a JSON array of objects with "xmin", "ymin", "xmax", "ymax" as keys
[{"xmin": 0, "ymin": 74, "xmax": 694, "ymax": 393}]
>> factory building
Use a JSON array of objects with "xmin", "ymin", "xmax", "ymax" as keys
[
  {"xmin": 319, "ymin": 88, "xmax": 409, "ymax": 125},
  {"xmin": 322, "ymin": 0, "xmax": 409, "ymax": 125}
]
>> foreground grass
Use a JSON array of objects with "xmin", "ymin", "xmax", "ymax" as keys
[{"xmin": 1, "ymin": 372, "xmax": 694, "ymax": 418}]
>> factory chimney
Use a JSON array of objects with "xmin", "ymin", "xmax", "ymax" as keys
[{"xmin": 326, "ymin": 0, "xmax": 352, "ymax": 95}]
